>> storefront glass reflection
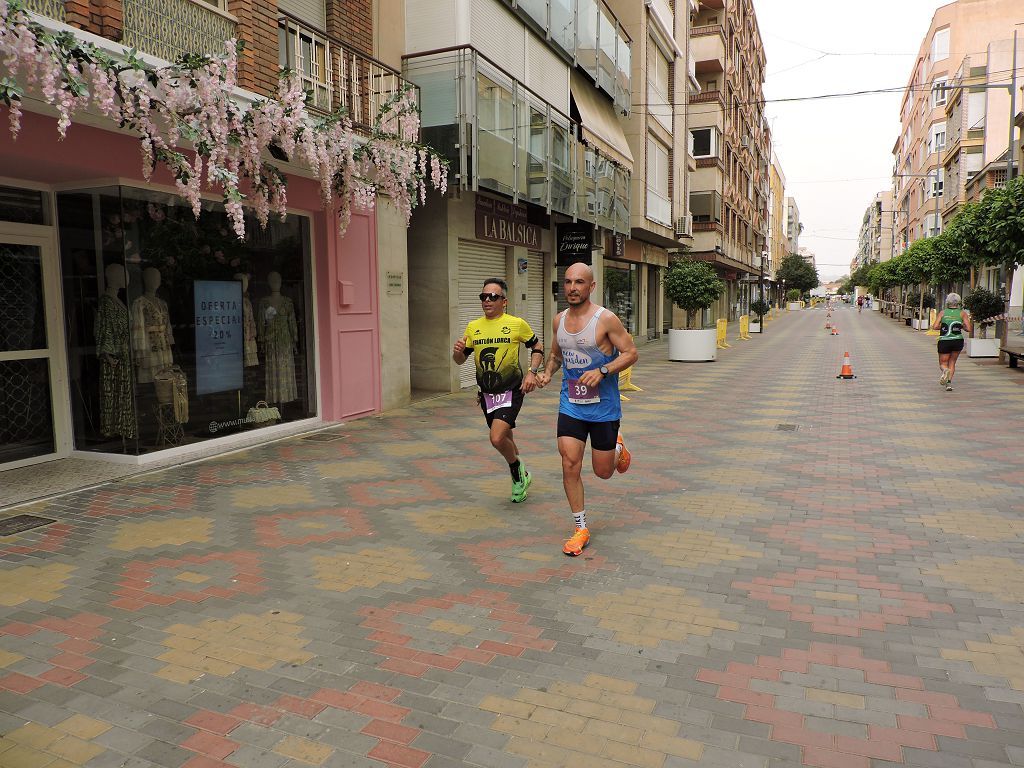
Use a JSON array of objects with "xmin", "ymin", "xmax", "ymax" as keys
[
  {"xmin": 603, "ymin": 260, "xmax": 637, "ymax": 334},
  {"xmin": 57, "ymin": 186, "xmax": 315, "ymax": 455}
]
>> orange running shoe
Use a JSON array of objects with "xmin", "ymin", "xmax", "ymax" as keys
[
  {"xmin": 616, "ymin": 434, "xmax": 631, "ymax": 473},
  {"xmin": 563, "ymin": 528, "xmax": 590, "ymax": 556}
]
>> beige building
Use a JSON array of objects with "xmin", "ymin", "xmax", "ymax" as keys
[
  {"xmin": 853, "ymin": 191, "xmax": 894, "ymax": 272},
  {"xmin": 767, "ymin": 152, "xmax": 787, "ymax": 298},
  {"xmin": 609, "ymin": 0, "xmax": 697, "ymax": 339},
  {"xmin": 893, "ymin": 0, "xmax": 1024, "ymax": 254},
  {"xmin": 688, "ymin": 0, "xmax": 771, "ymax": 322},
  {"xmin": 784, "ymin": 196, "xmax": 802, "ymax": 255}
]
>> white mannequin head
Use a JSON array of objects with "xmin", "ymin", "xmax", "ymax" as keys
[
  {"xmin": 267, "ymin": 271, "xmax": 282, "ymax": 293},
  {"xmin": 104, "ymin": 263, "xmax": 127, "ymax": 295},
  {"xmin": 142, "ymin": 267, "xmax": 161, "ymax": 294},
  {"xmin": 233, "ymin": 272, "xmax": 250, "ymax": 293}
]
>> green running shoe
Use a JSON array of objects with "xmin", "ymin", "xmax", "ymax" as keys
[{"xmin": 511, "ymin": 469, "xmax": 532, "ymax": 503}]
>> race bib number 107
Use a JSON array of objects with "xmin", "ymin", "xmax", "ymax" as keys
[
  {"xmin": 483, "ymin": 390, "xmax": 513, "ymax": 413},
  {"xmin": 565, "ymin": 378, "xmax": 600, "ymax": 405}
]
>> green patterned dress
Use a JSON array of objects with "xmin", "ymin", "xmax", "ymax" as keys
[{"xmin": 95, "ymin": 294, "xmax": 137, "ymax": 439}]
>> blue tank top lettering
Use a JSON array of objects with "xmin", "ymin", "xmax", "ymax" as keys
[{"xmin": 556, "ymin": 307, "xmax": 621, "ymax": 422}]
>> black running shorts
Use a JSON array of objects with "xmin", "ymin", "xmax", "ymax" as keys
[
  {"xmin": 478, "ymin": 387, "xmax": 525, "ymax": 429},
  {"xmin": 937, "ymin": 339, "xmax": 964, "ymax": 354},
  {"xmin": 557, "ymin": 412, "xmax": 620, "ymax": 451}
]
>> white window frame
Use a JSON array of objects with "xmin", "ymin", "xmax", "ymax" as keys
[
  {"xmin": 929, "ymin": 122, "xmax": 946, "ymax": 155},
  {"xmin": 930, "ymin": 167, "xmax": 944, "ymax": 198},
  {"xmin": 647, "ymin": 42, "xmax": 671, "ymax": 132},
  {"xmin": 931, "ymin": 77, "xmax": 948, "ymax": 107},
  {"xmin": 646, "ymin": 134, "xmax": 671, "ymax": 226},
  {"xmin": 931, "ymin": 28, "xmax": 950, "ymax": 63},
  {"xmin": 690, "ymin": 127, "xmax": 717, "ymax": 158}
]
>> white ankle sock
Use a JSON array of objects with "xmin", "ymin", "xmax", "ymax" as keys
[{"xmin": 573, "ymin": 510, "xmax": 587, "ymax": 530}]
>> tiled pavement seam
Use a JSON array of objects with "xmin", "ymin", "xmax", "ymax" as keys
[{"xmin": 2, "ymin": 305, "xmax": 1024, "ymax": 768}]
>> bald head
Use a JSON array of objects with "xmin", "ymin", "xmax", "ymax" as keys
[
  {"xmin": 565, "ymin": 262, "xmax": 594, "ymax": 282},
  {"xmin": 563, "ymin": 261, "xmax": 596, "ymax": 307}
]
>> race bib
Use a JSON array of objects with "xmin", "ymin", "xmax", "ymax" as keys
[
  {"xmin": 566, "ymin": 378, "xmax": 600, "ymax": 405},
  {"xmin": 483, "ymin": 390, "xmax": 513, "ymax": 413}
]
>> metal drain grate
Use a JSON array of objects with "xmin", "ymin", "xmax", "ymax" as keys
[
  {"xmin": 0, "ymin": 514, "xmax": 57, "ymax": 536},
  {"xmin": 775, "ymin": 424, "xmax": 799, "ymax": 432},
  {"xmin": 301, "ymin": 433, "xmax": 345, "ymax": 442}
]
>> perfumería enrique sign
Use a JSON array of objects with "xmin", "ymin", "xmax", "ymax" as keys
[{"xmin": 475, "ymin": 195, "xmax": 542, "ymax": 248}]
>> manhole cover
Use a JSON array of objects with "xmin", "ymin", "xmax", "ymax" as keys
[
  {"xmin": 301, "ymin": 433, "xmax": 344, "ymax": 442},
  {"xmin": 0, "ymin": 514, "xmax": 56, "ymax": 536},
  {"xmin": 775, "ymin": 424, "xmax": 799, "ymax": 432}
]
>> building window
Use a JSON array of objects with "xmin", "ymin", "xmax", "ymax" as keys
[
  {"xmin": 929, "ymin": 122, "xmax": 946, "ymax": 155},
  {"xmin": 646, "ymin": 135, "xmax": 671, "ymax": 226},
  {"xmin": 647, "ymin": 42, "xmax": 671, "ymax": 131},
  {"xmin": 931, "ymin": 28, "xmax": 950, "ymax": 63},
  {"xmin": 603, "ymin": 260, "xmax": 638, "ymax": 334},
  {"xmin": 690, "ymin": 127, "xmax": 717, "ymax": 158},
  {"xmin": 931, "ymin": 77, "xmax": 948, "ymax": 107}
]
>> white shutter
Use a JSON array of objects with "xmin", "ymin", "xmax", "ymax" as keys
[
  {"xmin": 470, "ymin": 0, "xmax": 525, "ymax": 81},
  {"xmin": 278, "ymin": 0, "xmax": 326, "ymax": 33},
  {"xmin": 457, "ymin": 240, "xmax": 507, "ymax": 389},
  {"xmin": 526, "ymin": 251, "xmax": 546, "ymax": 352}
]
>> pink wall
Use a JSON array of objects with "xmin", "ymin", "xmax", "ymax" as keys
[{"xmin": 2, "ymin": 107, "xmax": 382, "ymax": 422}]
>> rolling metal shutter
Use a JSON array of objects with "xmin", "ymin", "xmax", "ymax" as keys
[
  {"xmin": 278, "ymin": 0, "xmax": 326, "ymax": 34},
  {"xmin": 457, "ymin": 240, "xmax": 507, "ymax": 389},
  {"xmin": 526, "ymin": 251, "xmax": 546, "ymax": 351}
]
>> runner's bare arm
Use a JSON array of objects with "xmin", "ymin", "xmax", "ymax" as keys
[
  {"xmin": 601, "ymin": 312, "xmax": 638, "ymax": 375},
  {"xmin": 535, "ymin": 314, "xmax": 563, "ymax": 388},
  {"xmin": 961, "ymin": 310, "xmax": 972, "ymax": 335}
]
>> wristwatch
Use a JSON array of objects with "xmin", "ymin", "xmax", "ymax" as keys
[
  {"xmin": 530, "ymin": 367, "xmax": 542, "ymax": 375},
  {"xmin": 599, "ymin": 365, "xmax": 610, "ymax": 378}
]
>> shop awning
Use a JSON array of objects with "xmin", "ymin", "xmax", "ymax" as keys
[{"xmin": 570, "ymin": 71, "xmax": 634, "ymax": 173}]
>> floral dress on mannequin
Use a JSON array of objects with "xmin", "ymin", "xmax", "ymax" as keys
[
  {"xmin": 95, "ymin": 294, "xmax": 137, "ymax": 439},
  {"xmin": 130, "ymin": 294, "xmax": 174, "ymax": 383},
  {"xmin": 257, "ymin": 294, "xmax": 298, "ymax": 403}
]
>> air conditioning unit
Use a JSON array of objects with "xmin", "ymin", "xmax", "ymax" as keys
[
  {"xmin": 674, "ymin": 213, "xmax": 693, "ymax": 238},
  {"xmin": 741, "ymin": 135, "xmax": 750, "ymax": 149}
]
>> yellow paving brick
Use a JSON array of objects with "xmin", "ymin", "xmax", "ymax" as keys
[
  {"xmin": 528, "ymin": 707, "xmax": 588, "ymax": 732},
  {"xmin": 0, "ymin": 649, "xmax": 24, "ymax": 667},
  {"xmin": 156, "ymin": 664, "xmax": 202, "ymax": 683},
  {"xmin": 7, "ymin": 724, "xmax": 62, "ymax": 750},
  {"xmin": 273, "ymin": 735, "xmax": 332, "ymax": 765},
  {"xmin": 479, "ymin": 696, "xmax": 535, "ymax": 719},
  {"xmin": 505, "ymin": 736, "xmax": 572, "ymax": 766},
  {"xmin": 46, "ymin": 736, "xmax": 105, "ymax": 764},
  {"xmin": 545, "ymin": 728, "xmax": 607, "ymax": 756},
  {"xmin": 597, "ymin": 690, "xmax": 656, "ymax": 714},
  {"xmin": 514, "ymin": 689, "xmax": 571, "ymax": 710},
  {"xmin": 161, "ymin": 635, "xmax": 204, "ymax": 652},
  {"xmin": 583, "ymin": 674, "xmax": 636, "ymax": 695},
  {"xmin": 806, "ymin": 689, "xmax": 865, "ymax": 709},
  {"xmin": 174, "ymin": 572, "xmax": 210, "ymax": 583},
  {"xmin": 640, "ymin": 731, "xmax": 704, "ymax": 760},
  {"xmin": 582, "ymin": 718, "xmax": 642, "ymax": 745},
  {"xmin": 550, "ymin": 682, "xmax": 602, "ymax": 703},
  {"xmin": 55, "ymin": 717, "xmax": 110, "ymax": 741},
  {"xmin": 491, "ymin": 715, "xmax": 550, "ymax": 741},
  {"xmin": 428, "ymin": 619, "xmax": 473, "ymax": 635},
  {"xmin": 602, "ymin": 739, "xmax": 664, "ymax": 768},
  {"xmin": 566, "ymin": 699, "xmax": 624, "ymax": 723},
  {"xmin": 618, "ymin": 710, "xmax": 679, "ymax": 736},
  {"xmin": 564, "ymin": 751, "xmax": 625, "ymax": 768},
  {"xmin": 0, "ymin": 744, "xmax": 58, "ymax": 768}
]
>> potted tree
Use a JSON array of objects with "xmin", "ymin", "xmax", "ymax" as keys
[
  {"xmin": 664, "ymin": 257, "xmax": 725, "ymax": 361},
  {"xmin": 749, "ymin": 298, "xmax": 770, "ymax": 333},
  {"xmin": 785, "ymin": 288, "xmax": 802, "ymax": 310},
  {"xmin": 962, "ymin": 287, "xmax": 1003, "ymax": 357}
]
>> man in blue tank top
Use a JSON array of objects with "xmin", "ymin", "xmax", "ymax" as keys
[{"xmin": 536, "ymin": 262, "xmax": 638, "ymax": 556}]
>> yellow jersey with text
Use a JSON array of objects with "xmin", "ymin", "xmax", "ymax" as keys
[{"xmin": 462, "ymin": 314, "xmax": 539, "ymax": 394}]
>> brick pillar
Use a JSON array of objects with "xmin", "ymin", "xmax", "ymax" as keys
[
  {"xmin": 326, "ymin": 0, "xmax": 372, "ymax": 56},
  {"xmin": 228, "ymin": 0, "xmax": 279, "ymax": 98},
  {"xmin": 96, "ymin": 0, "xmax": 123, "ymax": 41},
  {"xmin": 64, "ymin": 0, "xmax": 96, "ymax": 34}
]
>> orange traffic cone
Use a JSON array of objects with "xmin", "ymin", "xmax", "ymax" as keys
[
  {"xmin": 835, "ymin": 351, "xmax": 856, "ymax": 379},
  {"xmin": 825, "ymin": 320, "xmax": 832, "ymax": 329}
]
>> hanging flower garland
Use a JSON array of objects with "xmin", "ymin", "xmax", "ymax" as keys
[{"xmin": 0, "ymin": 0, "xmax": 447, "ymax": 239}]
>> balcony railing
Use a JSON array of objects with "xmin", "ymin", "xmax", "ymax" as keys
[
  {"xmin": 123, "ymin": 0, "xmax": 235, "ymax": 64},
  {"xmin": 402, "ymin": 45, "xmax": 631, "ymax": 233},
  {"xmin": 279, "ymin": 12, "xmax": 415, "ymax": 131}
]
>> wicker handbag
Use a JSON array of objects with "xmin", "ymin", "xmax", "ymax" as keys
[
  {"xmin": 153, "ymin": 366, "xmax": 189, "ymax": 423},
  {"xmin": 246, "ymin": 400, "xmax": 281, "ymax": 426}
]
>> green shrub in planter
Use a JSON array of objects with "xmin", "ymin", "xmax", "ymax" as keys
[
  {"xmin": 665, "ymin": 258, "xmax": 725, "ymax": 329},
  {"xmin": 785, "ymin": 288, "xmax": 801, "ymax": 302},
  {"xmin": 750, "ymin": 298, "xmax": 771, "ymax": 320},
  {"xmin": 962, "ymin": 287, "xmax": 1004, "ymax": 338}
]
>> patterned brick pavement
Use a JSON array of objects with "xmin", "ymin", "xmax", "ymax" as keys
[{"xmin": 3, "ymin": 306, "xmax": 1024, "ymax": 768}]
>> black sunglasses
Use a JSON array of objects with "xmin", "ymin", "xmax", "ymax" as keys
[{"xmin": 479, "ymin": 292, "xmax": 505, "ymax": 302}]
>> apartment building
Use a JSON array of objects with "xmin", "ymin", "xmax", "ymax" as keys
[
  {"xmin": 892, "ymin": 0, "xmax": 1023, "ymax": 254},
  {"xmin": 785, "ymin": 196, "xmax": 802, "ymax": 254},
  {"xmin": 403, "ymin": 0, "xmax": 690, "ymax": 394},
  {"xmin": 688, "ymin": 0, "xmax": 770, "ymax": 322},
  {"xmin": 767, "ymin": 152, "xmax": 787, "ymax": 300},
  {"xmin": 798, "ymin": 247, "xmax": 816, "ymax": 270},
  {"xmin": 852, "ymin": 191, "xmax": 895, "ymax": 272},
  {"xmin": 0, "ymin": 0, "xmax": 410, "ymax": 471}
]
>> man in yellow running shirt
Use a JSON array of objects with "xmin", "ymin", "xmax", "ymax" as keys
[{"xmin": 453, "ymin": 278, "xmax": 544, "ymax": 502}]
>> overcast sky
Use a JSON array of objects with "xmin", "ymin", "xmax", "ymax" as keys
[{"xmin": 756, "ymin": 1, "xmax": 945, "ymax": 281}]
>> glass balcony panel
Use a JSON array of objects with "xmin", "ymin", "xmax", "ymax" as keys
[
  {"xmin": 403, "ymin": 53, "xmax": 460, "ymax": 166},
  {"xmin": 577, "ymin": 0, "xmax": 598, "ymax": 80},
  {"xmin": 616, "ymin": 33, "xmax": 631, "ymax": 115},
  {"xmin": 598, "ymin": 10, "xmax": 616, "ymax": 96},
  {"xmin": 551, "ymin": 0, "xmax": 575, "ymax": 55},
  {"xmin": 517, "ymin": 0, "xmax": 548, "ymax": 29},
  {"xmin": 614, "ymin": 166, "xmax": 630, "ymax": 232},
  {"xmin": 477, "ymin": 74, "xmax": 516, "ymax": 197},
  {"xmin": 551, "ymin": 118, "xmax": 573, "ymax": 215},
  {"xmin": 524, "ymin": 103, "xmax": 549, "ymax": 208},
  {"xmin": 577, "ymin": 146, "xmax": 598, "ymax": 220},
  {"xmin": 595, "ymin": 154, "xmax": 615, "ymax": 229}
]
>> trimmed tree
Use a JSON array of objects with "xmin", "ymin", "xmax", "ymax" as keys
[
  {"xmin": 776, "ymin": 253, "xmax": 819, "ymax": 295},
  {"xmin": 664, "ymin": 258, "xmax": 725, "ymax": 329}
]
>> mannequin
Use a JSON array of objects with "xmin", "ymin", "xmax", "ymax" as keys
[
  {"xmin": 95, "ymin": 264, "xmax": 137, "ymax": 439},
  {"xmin": 234, "ymin": 272, "xmax": 259, "ymax": 368},
  {"xmin": 257, "ymin": 271, "xmax": 298, "ymax": 404},
  {"xmin": 131, "ymin": 267, "xmax": 174, "ymax": 384}
]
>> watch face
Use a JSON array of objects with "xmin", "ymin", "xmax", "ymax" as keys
[{"xmin": 600, "ymin": 366, "xmax": 609, "ymax": 376}]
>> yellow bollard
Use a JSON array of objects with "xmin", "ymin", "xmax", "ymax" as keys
[
  {"xmin": 926, "ymin": 308, "xmax": 939, "ymax": 336},
  {"xmin": 739, "ymin": 315, "xmax": 751, "ymax": 340},
  {"xmin": 716, "ymin": 318, "xmax": 731, "ymax": 349},
  {"xmin": 619, "ymin": 365, "xmax": 643, "ymax": 392}
]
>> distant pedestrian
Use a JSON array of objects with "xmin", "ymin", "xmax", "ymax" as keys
[
  {"xmin": 857, "ymin": 296, "xmax": 864, "ymax": 313},
  {"xmin": 535, "ymin": 262, "xmax": 638, "ymax": 556},
  {"xmin": 452, "ymin": 278, "xmax": 544, "ymax": 502},
  {"xmin": 931, "ymin": 292, "xmax": 971, "ymax": 392}
]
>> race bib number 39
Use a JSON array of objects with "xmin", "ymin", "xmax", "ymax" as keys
[
  {"xmin": 566, "ymin": 378, "xmax": 600, "ymax": 405},
  {"xmin": 483, "ymin": 390, "xmax": 513, "ymax": 413}
]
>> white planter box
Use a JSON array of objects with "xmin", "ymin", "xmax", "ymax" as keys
[
  {"xmin": 912, "ymin": 319, "xmax": 926, "ymax": 329},
  {"xmin": 787, "ymin": 302, "xmax": 802, "ymax": 311},
  {"xmin": 749, "ymin": 322, "xmax": 761, "ymax": 333},
  {"xmin": 668, "ymin": 328, "xmax": 717, "ymax": 362},
  {"xmin": 966, "ymin": 337, "xmax": 999, "ymax": 357},
  {"xmin": 871, "ymin": 303, "xmax": 880, "ymax": 311}
]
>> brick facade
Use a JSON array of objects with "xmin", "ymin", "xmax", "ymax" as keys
[
  {"xmin": 327, "ymin": 0, "xmax": 372, "ymax": 56},
  {"xmin": 229, "ymin": 0, "xmax": 280, "ymax": 98},
  {"xmin": 64, "ymin": 0, "xmax": 122, "ymax": 40}
]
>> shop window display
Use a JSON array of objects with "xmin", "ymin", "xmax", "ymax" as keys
[
  {"xmin": 603, "ymin": 260, "xmax": 637, "ymax": 334},
  {"xmin": 58, "ymin": 186, "xmax": 315, "ymax": 455}
]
